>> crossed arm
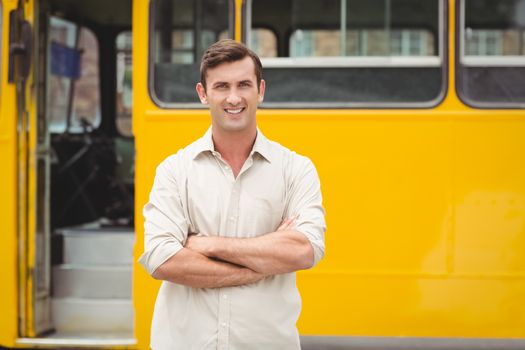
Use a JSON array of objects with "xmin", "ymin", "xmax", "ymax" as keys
[
  {"xmin": 152, "ymin": 217, "xmax": 314, "ymax": 288},
  {"xmin": 144, "ymin": 155, "xmax": 325, "ymax": 289}
]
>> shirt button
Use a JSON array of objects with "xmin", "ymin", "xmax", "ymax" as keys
[
  {"xmin": 229, "ymin": 216, "xmax": 235, "ymax": 221},
  {"xmin": 223, "ymin": 294, "xmax": 228, "ymax": 299},
  {"xmin": 222, "ymin": 322, "xmax": 227, "ymax": 327}
]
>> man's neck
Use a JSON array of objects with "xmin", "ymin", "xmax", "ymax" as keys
[{"xmin": 212, "ymin": 127, "xmax": 257, "ymax": 175}]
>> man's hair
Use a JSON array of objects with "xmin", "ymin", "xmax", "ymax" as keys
[{"xmin": 200, "ymin": 39, "xmax": 263, "ymax": 91}]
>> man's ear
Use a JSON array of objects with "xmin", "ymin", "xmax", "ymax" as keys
[
  {"xmin": 196, "ymin": 82, "xmax": 208, "ymax": 104},
  {"xmin": 258, "ymin": 79, "xmax": 266, "ymax": 103}
]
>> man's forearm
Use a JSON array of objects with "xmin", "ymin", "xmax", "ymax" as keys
[
  {"xmin": 186, "ymin": 230, "xmax": 314, "ymax": 275},
  {"xmin": 152, "ymin": 247, "xmax": 265, "ymax": 288}
]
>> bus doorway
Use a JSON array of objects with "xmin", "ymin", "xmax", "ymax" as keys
[{"xmin": 19, "ymin": 0, "xmax": 135, "ymax": 346}]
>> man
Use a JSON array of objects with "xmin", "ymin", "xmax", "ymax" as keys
[{"xmin": 139, "ymin": 39, "xmax": 326, "ymax": 350}]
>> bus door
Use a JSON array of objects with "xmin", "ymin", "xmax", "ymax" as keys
[{"xmin": 9, "ymin": 0, "xmax": 53, "ymax": 338}]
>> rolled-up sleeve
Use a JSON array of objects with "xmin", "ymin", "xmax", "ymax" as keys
[
  {"xmin": 138, "ymin": 157, "xmax": 189, "ymax": 275},
  {"xmin": 287, "ymin": 157, "xmax": 326, "ymax": 266}
]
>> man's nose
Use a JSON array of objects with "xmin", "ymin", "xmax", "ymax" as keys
[{"xmin": 226, "ymin": 90, "xmax": 242, "ymax": 105}]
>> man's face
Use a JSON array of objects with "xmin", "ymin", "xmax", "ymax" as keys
[{"xmin": 196, "ymin": 57, "xmax": 265, "ymax": 134}]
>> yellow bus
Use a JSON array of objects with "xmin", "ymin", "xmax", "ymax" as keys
[{"xmin": 1, "ymin": 0, "xmax": 524, "ymax": 348}]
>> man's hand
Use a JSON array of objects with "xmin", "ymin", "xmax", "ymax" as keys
[
  {"xmin": 186, "ymin": 216, "xmax": 298, "ymax": 256},
  {"xmin": 183, "ymin": 216, "xmax": 314, "ymax": 275},
  {"xmin": 276, "ymin": 215, "xmax": 298, "ymax": 231},
  {"xmin": 185, "ymin": 234, "xmax": 214, "ymax": 256}
]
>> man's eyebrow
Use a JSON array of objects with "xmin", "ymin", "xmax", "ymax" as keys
[
  {"xmin": 239, "ymin": 80, "xmax": 253, "ymax": 85},
  {"xmin": 212, "ymin": 81, "xmax": 229, "ymax": 87}
]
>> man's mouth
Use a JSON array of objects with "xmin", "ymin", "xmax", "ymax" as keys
[{"xmin": 224, "ymin": 108, "xmax": 245, "ymax": 115}]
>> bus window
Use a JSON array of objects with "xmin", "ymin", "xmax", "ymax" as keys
[
  {"xmin": 247, "ymin": 0, "xmax": 445, "ymax": 107},
  {"xmin": 458, "ymin": 0, "xmax": 525, "ymax": 107},
  {"xmin": 47, "ymin": 17, "xmax": 100, "ymax": 133},
  {"xmin": 149, "ymin": 0, "xmax": 233, "ymax": 106},
  {"xmin": 116, "ymin": 31, "xmax": 132, "ymax": 137}
]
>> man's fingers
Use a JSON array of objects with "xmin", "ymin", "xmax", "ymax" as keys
[
  {"xmin": 279, "ymin": 218, "xmax": 293, "ymax": 230},
  {"xmin": 277, "ymin": 215, "xmax": 299, "ymax": 231},
  {"xmin": 277, "ymin": 222, "xmax": 288, "ymax": 231}
]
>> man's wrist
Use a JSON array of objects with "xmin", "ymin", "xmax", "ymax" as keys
[{"xmin": 204, "ymin": 236, "xmax": 222, "ymax": 258}]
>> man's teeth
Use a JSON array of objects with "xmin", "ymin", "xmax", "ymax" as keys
[{"xmin": 226, "ymin": 108, "xmax": 243, "ymax": 114}]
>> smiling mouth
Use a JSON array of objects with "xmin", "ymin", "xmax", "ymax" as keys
[{"xmin": 224, "ymin": 108, "xmax": 245, "ymax": 115}]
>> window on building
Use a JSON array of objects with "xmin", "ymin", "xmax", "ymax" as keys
[
  {"xmin": 47, "ymin": 17, "xmax": 100, "ymax": 133},
  {"xmin": 247, "ymin": 0, "xmax": 445, "ymax": 107},
  {"xmin": 458, "ymin": 0, "xmax": 525, "ymax": 107},
  {"xmin": 289, "ymin": 29, "xmax": 434, "ymax": 57},
  {"xmin": 465, "ymin": 30, "xmax": 504, "ymax": 56},
  {"xmin": 250, "ymin": 28, "xmax": 278, "ymax": 57},
  {"xmin": 150, "ymin": 0, "xmax": 233, "ymax": 105},
  {"xmin": 116, "ymin": 31, "xmax": 132, "ymax": 137}
]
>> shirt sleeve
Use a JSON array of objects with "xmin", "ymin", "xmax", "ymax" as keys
[
  {"xmin": 138, "ymin": 157, "xmax": 189, "ymax": 275},
  {"xmin": 287, "ymin": 156, "xmax": 326, "ymax": 267}
]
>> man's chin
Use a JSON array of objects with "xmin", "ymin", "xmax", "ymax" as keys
[{"xmin": 220, "ymin": 123, "xmax": 258, "ymax": 135}]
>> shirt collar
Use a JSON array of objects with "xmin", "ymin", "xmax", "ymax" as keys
[
  {"xmin": 192, "ymin": 127, "xmax": 273, "ymax": 163},
  {"xmin": 250, "ymin": 129, "xmax": 273, "ymax": 163},
  {"xmin": 192, "ymin": 127, "xmax": 215, "ymax": 159}
]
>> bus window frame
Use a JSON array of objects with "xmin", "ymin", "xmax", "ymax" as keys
[
  {"xmin": 244, "ymin": 0, "xmax": 448, "ymax": 109},
  {"xmin": 116, "ymin": 30, "xmax": 133, "ymax": 138},
  {"xmin": 147, "ymin": 0, "xmax": 236, "ymax": 109},
  {"xmin": 456, "ymin": 0, "xmax": 525, "ymax": 109}
]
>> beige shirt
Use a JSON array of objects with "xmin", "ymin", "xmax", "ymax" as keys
[{"xmin": 139, "ymin": 128, "xmax": 326, "ymax": 350}]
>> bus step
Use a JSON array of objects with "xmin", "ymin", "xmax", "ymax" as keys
[
  {"xmin": 53, "ymin": 265, "xmax": 132, "ymax": 299},
  {"xmin": 51, "ymin": 298, "xmax": 134, "ymax": 333},
  {"xmin": 58, "ymin": 227, "xmax": 134, "ymax": 265}
]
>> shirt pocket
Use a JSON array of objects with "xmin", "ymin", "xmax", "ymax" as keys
[
  {"xmin": 186, "ymin": 175, "xmax": 223, "ymax": 236},
  {"xmin": 240, "ymin": 182, "xmax": 285, "ymax": 237}
]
